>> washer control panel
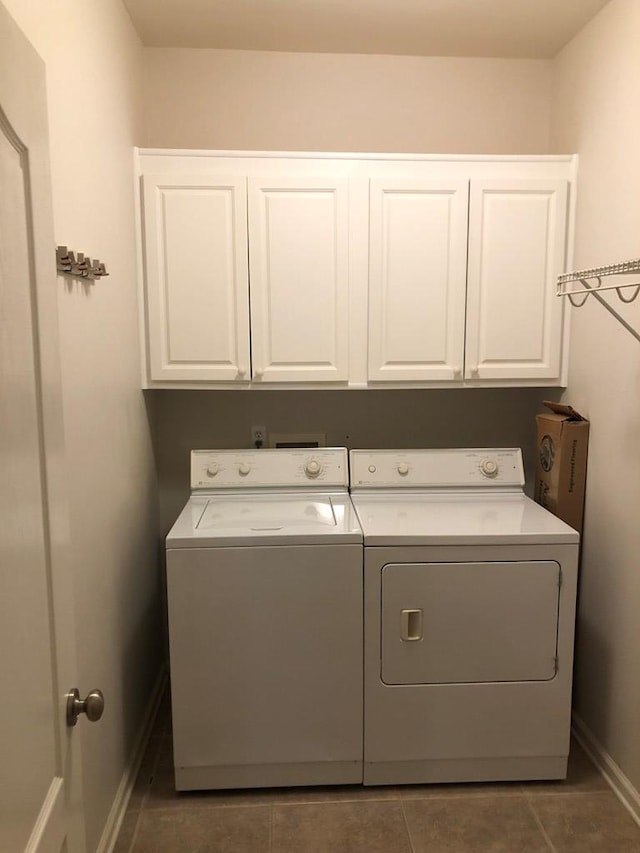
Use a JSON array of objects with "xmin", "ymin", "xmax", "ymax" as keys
[
  {"xmin": 350, "ymin": 449, "xmax": 525, "ymax": 489},
  {"xmin": 191, "ymin": 448, "xmax": 348, "ymax": 490}
]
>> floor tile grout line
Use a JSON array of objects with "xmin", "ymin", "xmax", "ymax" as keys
[
  {"xmin": 269, "ymin": 795, "xmax": 400, "ymax": 807},
  {"xmin": 399, "ymin": 789, "xmax": 529, "ymax": 802},
  {"xmin": 525, "ymin": 796, "xmax": 559, "ymax": 853},
  {"xmin": 141, "ymin": 789, "xmax": 594, "ymax": 813},
  {"xmin": 142, "ymin": 791, "xmax": 405, "ymax": 811},
  {"xmin": 139, "ymin": 785, "xmax": 613, "ymax": 813},
  {"xmin": 524, "ymin": 788, "xmax": 621, "ymax": 800},
  {"xmin": 399, "ymin": 798, "xmax": 418, "ymax": 853}
]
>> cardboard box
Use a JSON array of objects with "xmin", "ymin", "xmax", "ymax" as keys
[{"xmin": 535, "ymin": 401, "xmax": 590, "ymax": 533}]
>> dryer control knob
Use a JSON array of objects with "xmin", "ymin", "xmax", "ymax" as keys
[
  {"xmin": 368, "ymin": 465, "xmax": 377, "ymax": 474},
  {"xmin": 480, "ymin": 458, "xmax": 498, "ymax": 478},
  {"xmin": 397, "ymin": 462, "xmax": 409, "ymax": 476},
  {"xmin": 238, "ymin": 462, "xmax": 251, "ymax": 476},
  {"xmin": 206, "ymin": 463, "xmax": 219, "ymax": 477},
  {"xmin": 305, "ymin": 460, "xmax": 321, "ymax": 478}
]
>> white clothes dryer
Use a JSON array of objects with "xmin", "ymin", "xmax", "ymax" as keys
[
  {"xmin": 166, "ymin": 448, "xmax": 363, "ymax": 791},
  {"xmin": 349, "ymin": 448, "xmax": 579, "ymax": 786}
]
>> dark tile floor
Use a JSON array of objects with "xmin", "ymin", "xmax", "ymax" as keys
[{"xmin": 114, "ymin": 693, "xmax": 640, "ymax": 852}]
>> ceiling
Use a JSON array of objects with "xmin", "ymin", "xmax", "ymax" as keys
[{"xmin": 123, "ymin": 0, "xmax": 611, "ymax": 59}]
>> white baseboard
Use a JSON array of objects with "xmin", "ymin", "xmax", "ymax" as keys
[
  {"xmin": 25, "ymin": 777, "xmax": 65, "ymax": 853},
  {"xmin": 97, "ymin": 666, "xmax": 168, "ymax": 853},
  {"xmin": 572, "ymin": 711, "xmax": 640, "ymax": 827}
]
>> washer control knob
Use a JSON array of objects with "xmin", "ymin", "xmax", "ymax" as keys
[
  {"xmin": 238, "ymin": 462, "xmax": 251, "ymax": 476},
  {"xmin": 480, "ymin": 458, "xmax": 498, "ymax": 478},
  {"xmin": 368, "ymin": 464, "xmax": 377, "ymax": 474},
  {"xmin": 305, "ymin": 460, "xmax": 321, "ymax": 478},
  {"xmin": 206, "ymin": 463, "xmax": 219, "ymax": 477},
  {"xmin": 397, "ymin": 462, "xmax": 409, "ymax": 476}
]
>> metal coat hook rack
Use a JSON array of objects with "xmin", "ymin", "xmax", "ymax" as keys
[
  {"xmin": 56, "ymin": 246, "xmax": 109, "ymax": 281},
  {"xmin": 557, "ymin": 258, "xmax": 640, "ymax": 344}
]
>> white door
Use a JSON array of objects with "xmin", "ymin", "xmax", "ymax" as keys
[
  {"xmin": 248, "ymin": 175, "xmax": 350, "ymax": 382},
  {"xmin": 368, "ymin": 179, "xmax": 469, "ymax": 382},
  {"xmin": 381, "ymin": 561, "xmax": 560, "ymax": 685},
  {"xmin": 142, "ymin": 173, "xmax": 251, "ymax": 382},
  {"xmin": 0, "ymin": 5, "xmax": 85, "ymax": 852},
  {"xmin": 466, "ymin": 179, "xmax": 568, "ymax": 382}
]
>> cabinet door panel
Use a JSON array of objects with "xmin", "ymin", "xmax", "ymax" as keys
[
  {"xmin": 368, "ymin": 180, "xmax": 468, "ymax": 381},
  {"xmin": 248, "ymin": 177, "xmax": 349, "ymax": 382},
  {"xmin": 143, "ymin": 174, "xmax": 250, "ymax": 382},
  {"xmin": 466, "ymin": 180, "xmax": 567, "ymax": 381}
]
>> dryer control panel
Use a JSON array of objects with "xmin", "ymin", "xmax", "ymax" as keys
[
  {"xmin": 191, "ymin": 448, "xmax": 349, "ymax": 491},
  {"xmin": 350, "ymin": 448, "xmax": 525, "ymax": 489}
]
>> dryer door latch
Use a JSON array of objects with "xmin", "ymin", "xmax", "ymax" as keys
[{"xmin": 400, "ymin": 609, "xmax": 423, "ymax": 642}]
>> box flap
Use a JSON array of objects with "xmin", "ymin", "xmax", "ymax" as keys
[{"xmin": 542, "ymin": 401, "xmax": 587, "ymax": 422}]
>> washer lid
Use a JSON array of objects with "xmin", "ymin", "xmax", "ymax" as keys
[
  {"xmin": 199, "ymin": 495, "xmax": 338, "ymax": 530},
  {"xmin": 167, "ymin": 493, "xmax": 362, "ymax": 547},
  {"xmin": 351, "ymin": 493, "xmax": 579, "ymax": 546}
]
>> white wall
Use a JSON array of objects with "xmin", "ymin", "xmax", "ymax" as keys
[
  {"xmin": 143, "ymin": 48, "xmax": 552, "ymax": 152},
  {"xmin": 2, "ymin": 2, "xmax": 163, "ymax": 850},
  {"xmin": 551, "ymin": 0, "xmax": 640, "ymax": 795}
]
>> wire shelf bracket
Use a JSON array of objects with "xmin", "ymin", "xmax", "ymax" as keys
[{"xmin": 557, "ymin": 258, "xmax": 640, "ymax": 344}]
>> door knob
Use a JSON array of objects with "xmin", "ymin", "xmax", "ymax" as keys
[{"xmin": 66, "ymin": 688, "xmax": 105, "ymax": 726}]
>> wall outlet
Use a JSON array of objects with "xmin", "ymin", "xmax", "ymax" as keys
[{"xmin": 251, "ymin": 425, "xmax": 267, "ymax": 448}]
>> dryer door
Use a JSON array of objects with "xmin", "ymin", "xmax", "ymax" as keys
[{"xmin": 381, "ymin": 561, "xmax": 560, "ymax": 685}]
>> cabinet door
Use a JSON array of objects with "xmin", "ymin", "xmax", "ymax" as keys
[
  {"xmin": 466, "ymin": 179, "xmax": 568, "ymax": 382},
  {"xmin": 248, "ymin": 176, "xmax": 350, "ymax": 382},
  {"xmin": 368, "ymin": 179, "xmax": 468, "ymax": 382},
  {"xmin": 142, "ymin": 174, "xmax": 250, "ymax": 382}
]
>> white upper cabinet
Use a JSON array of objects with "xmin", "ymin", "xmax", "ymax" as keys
[
  {"xmin": 368, "ymin": 179, "xmax": 469, "ymax": 382},
  {"xmin": 465, "ymin": 179, "xmax": 568, "ymax": 382},
  {"xmin": 137, "ymin": 152, "xmax": 574, "ymax": 388},
  {"xmin": 142, "ymin": 174, "xmax": 250, "ymax": 382},
  {"xmin": 248, "ymin": 176, "xmax": 350, "ymax": 382}
]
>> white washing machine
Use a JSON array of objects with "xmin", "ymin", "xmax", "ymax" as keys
[
  {"xmin": 349, "ymin": 448, "xmax": 579, "ymax": 786},
  {"xmin": 166, "ymin": 448, "xmax": 363, "ymax": 791}
]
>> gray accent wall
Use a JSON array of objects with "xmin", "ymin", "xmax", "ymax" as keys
[{"xmin": 152, "ymin": 389, "xmax": 556, "ymax": 536}]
